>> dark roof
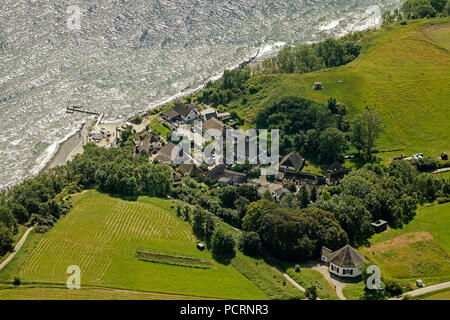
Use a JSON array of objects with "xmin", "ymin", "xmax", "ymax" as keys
[
  {"xmin": 155, "ymin": 142, "xmax": 178, "ymax": 163},
  {"xmin": 328, "ymin": 161, "xmax": 343, "ymax": 172},
  {"xmin": 321, "ymin": 246, "xmax": 332, "ymax": 260},
  {"xmin": 163, "ymin": 109, "xmax": 181, "ymax": 120},
  {"xmin": 206, "ymin": 165, "xmax": 247, "ymax": 184},
  {"xmin": 280, "ymin": 152, "xmax": 305, "ymax": 172},
  {"xmin": 274, "ymin": 187, "xmax": 291, "ymax": 197},
  {"xmin": 328, "ymin": 245, "xmax": 365, "ymax": 268},
  {"xmin": 203, "ymin": 117, "xmax": 226, "ymax": 134},
  {"xmin": 179, "ymin": 164, "xmax": 204, "ymax": 178},
  {"xmin": 173, "ymin": 102, "xmax": 197, "ymax": 118},
  {"xmin": 205, "ymin": 164, "xmax": 226, "ymax": 183}
]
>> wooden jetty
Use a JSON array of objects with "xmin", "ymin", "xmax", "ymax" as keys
[{"xmin": 66, "ymin": 105, "xmax": 101, "ymax": 116}]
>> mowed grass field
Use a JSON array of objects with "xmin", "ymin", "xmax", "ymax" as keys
[
  {"xmin": 238, "ymin": 18, "xmax": 450, "ymax": 160},
  {"xmin": 0, "ymin": 190, "xmax": 266, "ymax": 299},
  {"xmin": 361, "ymin": 202, "xmax": 450, "ymax": 283}
]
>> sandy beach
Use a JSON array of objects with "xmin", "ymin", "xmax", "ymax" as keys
[{"xmin": 42, "ymin": 117, "xmax": 98, "ymax": 172}]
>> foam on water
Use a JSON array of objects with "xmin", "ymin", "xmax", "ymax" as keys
[{"xmin": 0, "ymin": 0, "xmax": 404, "ymax": 189}]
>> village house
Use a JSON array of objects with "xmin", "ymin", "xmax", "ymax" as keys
[
  {"xmin": 203, "ymin": 117, "xmax": 229, "ymax": 136},
  {"xmin": 134, "ymin": 130, "xmax": 162, "ymax": 154},
  {"xmin": 273, "ymin": 187, "xmax": 291, "ymax": 203},
  {"xmin": 162, "ymin": 102, "xmax": 198, "ymax": 123},
  {"xmin": 154, "ymin": 142, "xmax": 184, "ymax": 164},
  {"xmin": 201, "ymin": 108, "xmax": 218, "ymax": 121},
  {"xmin": 279, "ymin": 151, "xmax": 305, "ymax": 173},
  {"xmin": 321, "ymin": 245, "xmax": 365, "ymax": 278},
  {"xmin": 205, "ymin": 164, "xmax": 247, "ymax": 186},
  {"xmin": 178, "ymin": 163, "xmax": 205, "ymax": 180},
  {"xmin": 325, "ymin": 161, "xmax": 351, "ymax": 186}
]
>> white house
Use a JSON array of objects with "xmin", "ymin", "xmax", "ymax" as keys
[{"xmin": 321, "ymin": 244, "xmax": 365, "ymax": 278}]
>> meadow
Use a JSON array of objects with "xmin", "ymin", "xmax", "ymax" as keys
[
  {"xmin": 0, "ymin": 190, "xmax": 266, "ymax": 299},
  {"xmin": 233, "ymin": 18, "xmax": 450, "ymax": 161},
  {"xmin": 342, "ymin": 202, "xmax": 450, "ymax": 299}
]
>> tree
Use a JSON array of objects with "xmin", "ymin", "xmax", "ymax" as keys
[
  {"xmin": 242, "ymin": 199, "xmax": 278, "ymax": 231},
  {"xmin": 351, "ymin": 107, "xmax": 385, "ymax": 158},
  {"xmin": 305, "ymin": 284, "xmax": 318, "ymax": 300},
  {"xmin": 211, "ymin": 229, "xmax": 235, "ymax": 261},
  {"xmin": 239, "ymin": 232, "xmax": 262, "ymax": 256},
  {"xmin": 402, "ymin": 0, "xmax": 437, "ymax": 18},
  {"xmin": 0, "ymin": 222, "xmax": 13, "ymax": 255},
  {"xmin": 10, "ymin": 203, "xmax": 29, "ymax": 224},
  {"xmin": 319, "ymin": 128, "xmax": 348, "ymax": 163},
  {"xmin": 431, "ymin": 0, "xmax": 447, "ymax": 12}
]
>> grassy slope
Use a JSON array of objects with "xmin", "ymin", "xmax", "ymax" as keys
[
  {"xmin": 0, "ymin": 191, "xmax": 266, "ymax": 299},
  {"xmin": 235, "ymin": 18, "xmax": 450, "ymax": 161}
]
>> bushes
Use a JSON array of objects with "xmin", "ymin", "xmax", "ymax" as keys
[
  {"xmin": 13, "ymin": 277, "xmax": 21, "ymax": 286},
  {"xmin": 411, "ymin": 158, "xmax": 439, "ymax": 172}
]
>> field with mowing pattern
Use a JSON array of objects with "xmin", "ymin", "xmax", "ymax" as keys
[
  {"xmin": 234, "ymin": 18, "xmax": 450, "ymax": 161},
  {"xmin": 0, "ymin": 190, "xmax": 266, "ymax": 299}
]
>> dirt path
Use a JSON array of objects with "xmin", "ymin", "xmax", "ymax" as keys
[{"xmin": 0, "ymin": 226, "xmax": 34, "ymax": 271}]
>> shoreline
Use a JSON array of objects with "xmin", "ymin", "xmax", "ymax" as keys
[
  {"xmin": 37, "ymin": 46, "xmax": 273, "ymax": 177},
  {"xmin": 41, "ymin": 117, "xmax": 98, "ymax": 173}
]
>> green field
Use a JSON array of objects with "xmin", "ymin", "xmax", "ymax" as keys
[
  {"xmin": 236, "ymin": 19, "xmax": 450, "ymax": 161},
  {"xmin": 423, "ymin": 288, "xmax": 450, "ymax": 300},
  {"xmin": 0, "ymin": 190, "xmax": 266, "ymax": 299},
  {"xmin": 150, "ymin": 117, "xmax": 171, "ymax": 138},
  {"xmin": 280, "ymin": 263, "xmax": 340, "ymax": 300},
  {"xmin": 359, "ymin": 202, "xmax": 450, "ymax": 289}
]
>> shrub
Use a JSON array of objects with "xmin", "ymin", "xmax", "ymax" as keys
[
  {"xmin": 305, "ymin": 284, "xmax": 318, "ymax": 300},
  {"xmin": 13, "ymin": 277, "xmax": 21, "ymax": 286},
  {"xmin": 384, "ymin": 278, "xmax": 403, "ymax": 297},
  {"xmin": 295, "ymin": 264, "xmax": 301, "ymax": 273}
]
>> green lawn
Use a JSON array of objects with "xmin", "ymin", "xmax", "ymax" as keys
[
  {"xmin": 423, "ymin": 288, "xmax": 450, "ymax": 300},
  {"xmin": 150, "ymin": 118, "xmax": 171, "ymax": 138},
  {"xmin": 232, "ymin": 18, "xmax": 450, "ymax": 161},
  {"xmin": 0, "ymin": 190, "xmax": 266, "ymax": 299},
  {"xmin": 342, "ymin": 281, "xmax": 366, "ymax": 300},
  {"xmin": 280, "ymin": 262, "xmax": 340, "ymax": 300},
  {"xmin": 361, "ymin": 202, "xmax": 450, "ymax": 284},
  {"xmin": 231, "ymin": 253, "xmax": 305, "ymax": 300}
]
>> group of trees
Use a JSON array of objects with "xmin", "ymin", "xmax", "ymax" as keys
[
  {"xmin": 261, "ymin": 34, "xmax": 363, "ymax": 74},
  {"xmin": 198, "ymin": 67, "xmax": 251, "ymax": 107},
  {"xmin": 401, "ymin": 0, "xmax": 449, "ymax": 19},
  {"xmin": 313, "ymin": 161, "xmax": 450, "ymax": 245},
  {"xmin": 172, "ymin": 178, "xmax": 261, "ymax": 229},
  {"xmin": 256, "ymin": 96, "xmax": 385, "ymax": 164},
  {"xmin": 241, "ymin": 200, "xmax": 348, "ymax": 260}
]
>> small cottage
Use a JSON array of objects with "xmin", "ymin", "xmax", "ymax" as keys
[
  {"xmin": 313, "ymin": 82, "xmax": 323, "ymax": 90},
  {"xmin": 321, "ymin": 245, "xmax": 365, "ymax": 278}
]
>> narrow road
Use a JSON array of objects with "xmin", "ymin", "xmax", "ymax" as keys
[
  {"xmin": 0, "ymin": 226, "xmax": 34, "ymax": 271},
  {"xmin": 390, "ymin": 281, "xmax": 450, "ymax": 300}
]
